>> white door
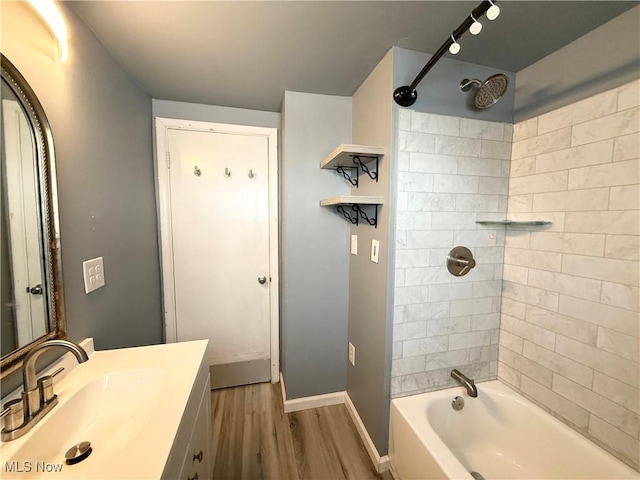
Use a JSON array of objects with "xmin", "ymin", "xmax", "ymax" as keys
[
  {"xmin": 161, "ymin": 122, "xmax": 277, "ymax": 388},
  {"xmin": 2, "ymin": 99, "xmax": 47, "ymax": 346}
]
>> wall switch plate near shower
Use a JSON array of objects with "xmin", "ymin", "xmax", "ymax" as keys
[
  {"xmin": 83, "ymin": 257, "xmax": 105, "ymax": 294},
  {"xmin": 371, "ymin": 239, "xmax": 380, "ymax": 263},
  {"xmin": 348, "ymin": 342, "xmax": 356, "ymax": 366},
  {"xmin": 351, "ymin": 235, "xmax": 358, "ymax": 255}
]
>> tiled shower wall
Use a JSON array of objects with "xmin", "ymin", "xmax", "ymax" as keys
[
  {"xmin": 391, "ymin": 111, "xmax": 512, "ymax": 397},
  {"xmin": 498, "ymin": 80, "xmax": 639, "ymax": 469}
]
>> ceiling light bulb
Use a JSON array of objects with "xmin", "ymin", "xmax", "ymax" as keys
[
  {"xmin": 449, "ymin": 41, "xmax": 461, "ymax": 55},
  {"xmin": 469, "ymin": 15, "xmax": 482, "ymax": 35},
  {"xmin": 486, "ymin": 1, "xmax": 500, "ymax": 20}
]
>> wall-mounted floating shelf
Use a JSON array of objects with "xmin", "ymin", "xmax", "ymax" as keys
[
  {"xmin": 320, "ymin": 144, "xmax": 384, "ymax": 187},
  {"xmin": 320, "ymin": 195, "xmax": 384, "ymax": 228},
  {"xmin": 476, "ymin": 220, "xmax": 552, "ymax": 226}
]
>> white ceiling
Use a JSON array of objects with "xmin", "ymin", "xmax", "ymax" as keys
[{"xmin": 67, "ymin": 1, "xmax": 638, "ymax": 112}]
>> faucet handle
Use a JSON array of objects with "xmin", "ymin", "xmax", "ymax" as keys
[
  {"xmin": 1, "ymin": 399, "xmax": 24, "ymax": 431},
  {"xmin": 37, "ymin": 367, "xmax": 64, "ymax": 404}
]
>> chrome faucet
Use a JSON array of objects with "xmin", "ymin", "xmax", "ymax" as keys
[
  {"xmin": 1, "ymin": 339, "xmax": 89, "ymax": 441},
  {"xmin": 451, "ymin": 369, "xmax": 478, "ymax": 397}
]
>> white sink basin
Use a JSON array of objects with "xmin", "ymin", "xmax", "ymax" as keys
[{"xmin": 0, "ymin": 340, "xmax": 208, "ymax": 479}]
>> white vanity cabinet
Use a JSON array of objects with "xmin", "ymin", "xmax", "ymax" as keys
[{"xmin": 162, "ymin": 365, "xmax": 211, "ymax": 480}]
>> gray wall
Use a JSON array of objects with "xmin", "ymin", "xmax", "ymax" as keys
[
  {"xmin": 393, "ymin": 47, "xmax": 515, "ymax": 123},
  {"xmin": 152, "ymin": 99, "xmax": 280, "ymax": 129},
  {"xmin": 280, "ymin": 91, "xmax": 352, "ymax": 399},
  {"xmin": 515, "ymin": 6, "xmax": 640, "ymax": 122},
  {"xmin": 2, "ymin": 3, "xmax": 162, "ymax": 356},
  {"xmin": 348, "ymin": 50, "xmax": 396, "ymax": 456}
]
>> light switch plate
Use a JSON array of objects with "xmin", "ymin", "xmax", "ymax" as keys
[
  {"xmin": 351, "ymin": 235, "xmax": 358, "ymax": 255},
  {"xmin": 348, "ymin": 342, "xmax": 356, "ymax": 366},
  {"xmin": 371, "ymin": 239, "xmax": 380, "ymax": 263},
  {"xmin": 83, "ymin": 257, "xmax": 105, "ymax": 294}
]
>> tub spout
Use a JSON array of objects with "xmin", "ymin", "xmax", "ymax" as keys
[{"xmin": 451, "ymin": 369, "xmax": 477, "ymax": 397}]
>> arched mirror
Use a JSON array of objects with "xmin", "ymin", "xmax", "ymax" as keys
[{"xmin": 1, "ymin": 54, "xmax": 66, "ymax": 376}]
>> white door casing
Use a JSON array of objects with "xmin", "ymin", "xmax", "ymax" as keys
[{"xmin": 154, "ymin": 118, "xmax": 279, "ymax": 383}]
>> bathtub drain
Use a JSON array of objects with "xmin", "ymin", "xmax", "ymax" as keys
[{"xmin": 470, "ymin": 471, "xmax": 485, "ymax": 480}]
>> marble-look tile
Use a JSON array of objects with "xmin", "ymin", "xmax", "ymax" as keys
[
  {"xmin": 609, "ymin": 185, "xmax": 640, "ymax": 210},
  {"xmin": 511, "ymin": 156, "xmax": 536, "ymax": 178},
  {"xmin": 404, "ymin": 301, "xmax": 450, "ymax": 322},
  {"xmin": 613, "ymin": 133, "xmax": 640, "ymax": 162},
  {"xmin": 568, "ymin": 159, "xmax": 639, "ymax": 190},
  {"xmin": 470, "ymin": 345, "xmax": 498, "ymax": 363},
  {"xmin": 529, "ymin": 232, "xmax": 605, "ymax": 257},
  {"xmin": 432, "ymin": 174, "xmax": 479, "ymax": 193},
  {"xmin": 504, "ymin": 231, "xmax": 531, "ymax": 249},
  {"xmin": 428, "ymin": 282, "xmax": 473, "ymax": 302},
  {"xmin": 470, "ymin": 312, "xmax": 500, "ymax": 330},
  {"xmin": 503, "ymin": 124, "xmax": 514, "ymax": 143},
  {"xmin": 507, "ymin": 194, "xmax": 533, "ymax": 213},
  {"xmin": 396, "ymin": 230, "xmax": 407, "ymax": 249},
  {"xmin": 524, "ymin": 342, "xmax": 594, "ymax": 388},
  {"xmin": 406, "ymin": 192, "xmax": 456, "ymax": 212},
  {"xmin": 501, "ymin": 297, "xmax": 526, "ymax": 320},
  {"xmin": 589, "ymin": 415, "xmax": 640, "ymax": 467},
  {"xmin": 572, "ymin": 107, "xmax": 640, "ymax": 147},
  {"xmin": 392, "ymin": 341, "xmax": 403, "ymax": 359},
  {"xmin": 562, "ymin": 254, "xmax": 639, "ymax": 287},
  {"xmin": 500, "ymin": 330, "xmax": 524, "ymax": 354},
  {"xmin": 473, "ymin": 246, "xmax": 505, "ymax": 264},
  {"xmin": 457, "ymin": 157, "xmax": 504, "ymax": 177},
  {"xmin": 565, "ymin": 211, "xmax": 639, "ymax": 235},
  {"xmin": 601, "ymin": 281, "xmax": 640, "ymax": 313},
  {"xmin": 498, "ymin": 361, "xmax": 522, "ymax": 388},
  {"xmin": 450, "ymin": 297, "xmax": 493, "ymax": 317},
  {"xmin": 397, "ymin": 192, "xmax": 408, "ymax": 211},
  {"xmin": 502, "ymin": 281, "xmax": 559, "ymax": 311},
  {"xmin": 520, "ymin": 376, "xmax": 590, "ymax": 429},
  {"xmin": 394, "ymin": 285, "xmax": 430, "ymax": 306},
  {"xmin": 526, "ymin": 305, "xmax": 598, "ymax": 346},
  {"xmin": 431, "ymin": 212, "xmax": 476, "ymax": 230},
  {"xmin": 398, "ymin": 171, "xmax": 434, "ymax": 192},
  {"xmin": 396, "ymin": 211, "xmax": 432, "ymax": 231},
  {"xmin": 403, "ymin": 335, "xmax": 449, "ymax": 357},
  {"xmin": 513, "ymin": 117, "xmax": 538, "ymax": 142},
  {"xmin": 537, "ymin": 89, "xmax": 618, "ymax": 135},
  {"xmin": 411, "ymin": 112, "xmax": 460, "ymax": 136},
  {"xmin": 393, "ymin": 321, "xmax": 427, "ymax": 342},
  {"xmin": 395, "ymin": 269, "xmax": 405, "ymax": 288},
  {"xmin": 535, "ymin": 140, "xmax": 614, "ymax": 174},
  {"xmin": 397, "ymin": 151, "xmax": 410, "ymax": 172},
  {"xmin": 481, "ymin": 140, "xmax": 512, "ymax": 160},
  {"xmin": 478, "ymin": 177, "xmax": 509, "ymax": 195},
  {"xmin": 406, "ymin": 230, "xmax": 453, "ymax": 249},
  {"xmin": 512, "ymin": 128, "xmax": 572, "ymax": 160},
  {"xmin": 509, "ymin": 170, "xmax": 568, "ymax": 195},
  {"xmin": 456, "ymin": 194, "xmax": 502, "ymax": 212},
  {"xmin": 532, "ymin": 188, "xmax": 610, "ymax": 212},
  {"xmin": 454, "ymin": 230, "xmax": 498, "ymax": 247},
  {"xmin": 605, "ymin": 235, "xmax": 640, "ymax": 261},
  {"xmin": 506, "ymin": 212, "xmax": 566, "ymax": 232},
  {"xmin": 471, "ymin": 280, "xmax": 502, "ymax": 299},
  {"xmin": 395, "ymin": 249, "xmax": 431, "ymax": 268},
  {"xmin": 435, "ymin": 136, "xmax": 481, "ymax": 157},
  {"xmin": 500, "ymin": 348, "xmax": 553, "ymax": 388},
  {"xmin": 501, "ymin": 314, "xmax": 556, "ymax": 350},
  {"xmin": 399, "ymin": 130, "xmax": 437, "ymax": 153},
  {"xmin": 529, "ymin": 268, "xmax": 602, "ymax": 302},
  {"xmin": 618, "ymin": 79, "xmax": 640, "ymax": 111},
  {"xmin": 503, "ymin": 264, "xmax": 528, "ymax": 285},
  {"xmin": 597, "ymin": 327, "xmax": 639, "ymax": 363},
  {"xmin": 409, "ymin": 152, "xmax": 457, "ymax": 174},
  {"xmin": 405, "ymin": 267, "xmax": 452, "ymax": 286},
  {"xmin": 593, "ymin": 372, "xmax": 640, "ymax": 414},
  {"xmin": 504, "ymin": 247, "xmax": 562, "ymax": 272},
  {"xmin": 555, "ymin": 335, "xmax": 639, "ymax": 388},
  {"xmin": 392, "ymin": 355, "xmax": 425, "ymax": 376},
  {"xmin": 427, "ymin": 316, "xmax": 470, "ymax": 336},
  {"xmin": 425, "ymin": 350, "xmax": 470, "ymax": 371},
  {"xmin": 459, "ymin": 118, "xmax": 505, "ymax": 140},
  {"xmin": 559, "ymin": 295, "xmax": 639, "ymax": 337},
  {"xmin": 552, "ymin": 374, "xmax": 639, "ymax": 438},
  {"xmin": 398, "ymin": 108, "xmax": 412, "ymax": 131},
  {"xmin": 449, "ymin": 330, "xmax": 494, "ymax": 350}
]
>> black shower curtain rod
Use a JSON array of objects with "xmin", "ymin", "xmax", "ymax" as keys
[{"xmin": 394, "ymin": 0, "xmax": 496, "ymax": 107}]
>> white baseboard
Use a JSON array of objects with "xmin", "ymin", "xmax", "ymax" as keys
[
  {"xmin": 344, "ymin": 392, "xmax": 390, "ymax": 474},
  {"xmin": 279, "ymin": 373, "xmax": 346, "ymax": 413}
]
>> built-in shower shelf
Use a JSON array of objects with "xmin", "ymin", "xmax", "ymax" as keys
[
  {"xmin": 320, "ymin": 195, "xmax": 384, "ymax": 228},
  {"xmin": 476, "ymin": 220, "xmax": 552, "ymax": 226},
  {"xmin": 320, "ymin": 144, "xmax": 384, "ymax": 187}
]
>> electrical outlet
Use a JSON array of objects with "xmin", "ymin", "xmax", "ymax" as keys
[
  {"xmin": 348, "ymin": 342, "xmax": 356, "ymax": 366},
  {"xmin": 371, "ymin": 239, "xmax": 380, "ymax": 263},
  {"xmin": 83, "ymin": 257, "xmax": 105, "ymax": 294},
  {"xmin": 351, "ymin": 234, "xmax": 358, "ymax": 255}
]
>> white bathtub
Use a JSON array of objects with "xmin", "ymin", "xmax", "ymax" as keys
[{"xmin": 389, "ymin": 380, "xmax": 638, "ymax": 479}]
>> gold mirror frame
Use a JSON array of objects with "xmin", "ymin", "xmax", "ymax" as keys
[{"xmin": 1, "ymin": 54, "xmax": 66, "ymax": 376}]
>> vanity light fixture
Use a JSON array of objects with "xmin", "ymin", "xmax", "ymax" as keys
[
  {"xmin": 448, "ymin": 34, "xmax": 461, "ymax": 55},
  {"xmin": 486, "ymin": 0, "xmax": 500, "ymax": 20},
  {"xmin": 469, "ymin": 14, "xmax": 483, "ymax": 35},
  {"xmin": 26, "ymin": 0, "xmax": 68, "ymax": 62}
]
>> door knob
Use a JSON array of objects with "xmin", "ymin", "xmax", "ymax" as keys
[
  {"xmin": 258, "ymin": 276, "xmax": 267, "ymax": 284},
  {"xmin": 29, "ymin": 284, "xmax": 43, "ymax": 295}
]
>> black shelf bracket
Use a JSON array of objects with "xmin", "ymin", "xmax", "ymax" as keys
[
  {"xmin": 336, "ymin": 165, "xmax": 358, "ymax": 187},
  {"xmin": 335, "ymin": 204, "xmax": 379, "ymax": 228},
  {"xmin": 352, "ymin": 155, "xmax": 379, "ymax": 182}
]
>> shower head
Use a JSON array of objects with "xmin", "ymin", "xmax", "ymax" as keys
[{"xmin": 460, "ymin": 74, "xmax": 509, "ymax": 109}]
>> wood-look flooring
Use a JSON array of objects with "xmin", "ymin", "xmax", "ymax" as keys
[{"xmin": 210, "ymin": 382, "xmax": 393, "ymax": 480}]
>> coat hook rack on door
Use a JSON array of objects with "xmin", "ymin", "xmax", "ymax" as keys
[
  {"xmin": 224, "ymin": 168, "xmax": 231, "ymax": 178},
  {"xmin": 194, "ymin": 166, "xmax": 202, "ymax": 176}
]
